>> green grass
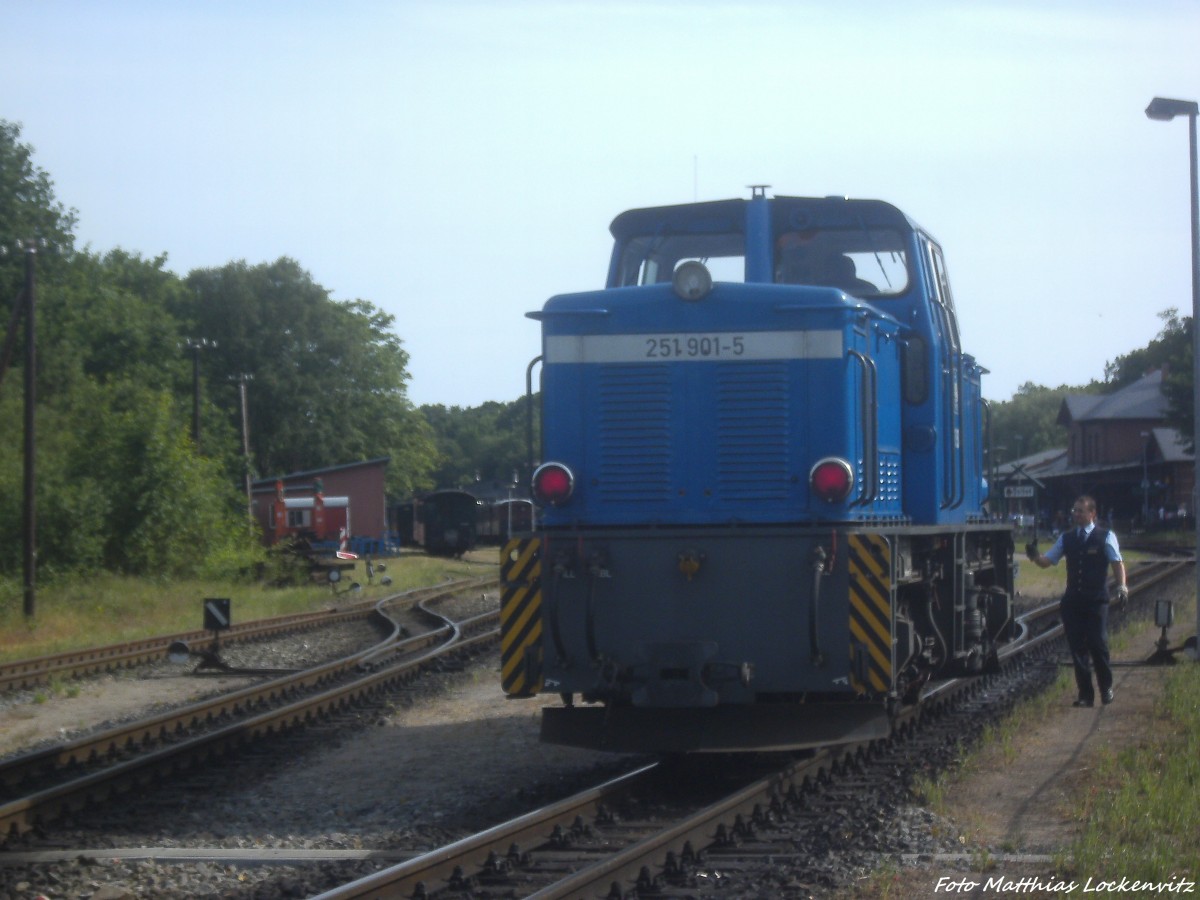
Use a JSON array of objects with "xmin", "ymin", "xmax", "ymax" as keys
[
  {"xmin": 916, "ymin": 546, "xmax": 1198, "ymax": 889},
  {"xmin": 0, "ymin": 549, "xmax": 498, "ymax": 663},
  {"xmin": 1017, "ymin": 547, "xmax": 1154, "ymax": 603},
  {"xmin": 1069, "ymin": 663, "xmax": 1200, "ymax": 880}
]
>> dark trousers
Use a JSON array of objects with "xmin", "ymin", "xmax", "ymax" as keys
[{"xmin": 1060, "ymin": 599, "xmax": 1112, "ymax": 701}]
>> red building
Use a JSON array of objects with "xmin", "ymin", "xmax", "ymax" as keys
[{"xmin": 251, "ymin": 458, "xmax": 391, "ymax": 550}]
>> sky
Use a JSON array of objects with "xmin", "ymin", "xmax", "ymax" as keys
[{"xmin": 3, "ymin": 0, "xmax": 1198, "ymax": 409}]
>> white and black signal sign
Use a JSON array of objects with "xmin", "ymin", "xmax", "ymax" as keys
[{"xmin": 203, "ymin": 598, "xmax": 232, "ymax": 632}]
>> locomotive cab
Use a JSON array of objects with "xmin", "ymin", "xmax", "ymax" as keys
[{"xmin": 500, "ymin": 190, "xmax": 1016, "ymax": 753}]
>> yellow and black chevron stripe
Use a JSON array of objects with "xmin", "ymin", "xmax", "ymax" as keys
[
  {"xmin": 847, "ymin": 533, "xmax": 893, "ymax": 694},
  {"xmin": 500, "ymin": 537, "xmax": 543, "ymax": 697}
]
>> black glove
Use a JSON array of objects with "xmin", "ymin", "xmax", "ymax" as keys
[{"xmin": 1025, "ymin": 541, "xmax": 1039, "ymax": 561}]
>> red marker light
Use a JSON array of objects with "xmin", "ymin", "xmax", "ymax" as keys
[
  {"xmin": 532, "ymin": 462, "xmax": 575, "ymax": 506},
  {"xmin": 810, "ymin": 458, "xmax": 854, "ymax": 504}
]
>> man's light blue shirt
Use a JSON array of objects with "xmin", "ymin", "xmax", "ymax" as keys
[{"xmin": 1043, "ymin": 523, "xmax": 1123, "ymax": 566}]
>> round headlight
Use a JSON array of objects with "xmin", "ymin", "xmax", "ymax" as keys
[{"xmin": 672, "ymin": 260, "xmax": 713, "ymax": 301}]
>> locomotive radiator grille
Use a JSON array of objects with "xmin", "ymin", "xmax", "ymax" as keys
[
  {"xmin": 715, "ymin": 363, "xmax": 789, "ymax": 501},
  {"xmin": 848, "ymin": 533, "xmax": 893, "ymax": 693},
  {"xmin": 597, "ymin": 366, "xmax": 672, "ymax": 502},
  {"xmin": 500, "ymin": 537, "xmax": 543, "ymax": 697}
]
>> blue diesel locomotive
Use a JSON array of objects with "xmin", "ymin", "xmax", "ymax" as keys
[{"xmin": 501, "ymin": 189, "xmax": 1016, "ymax": 753}]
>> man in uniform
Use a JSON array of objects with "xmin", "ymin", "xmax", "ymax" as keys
[{"xmin": 1026, "ymin": 495, "xmax": 1128, "ymax": 707}]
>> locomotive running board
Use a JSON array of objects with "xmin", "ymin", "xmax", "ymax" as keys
[{"xmin": 540, "ymin": 703, "xmax": 891, "ymax": 754}]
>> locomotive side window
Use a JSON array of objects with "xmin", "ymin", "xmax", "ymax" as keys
[
  {"xmin": 618, "ymin": 232, "xmax": 744, "ymax": 286},
  {"xmin": 774, "ymin": 227, "xmax": 908, "ymax": 296},
  {"xmin": 926, "ymin": 241, "xmax": 961, "ymax": 354}
]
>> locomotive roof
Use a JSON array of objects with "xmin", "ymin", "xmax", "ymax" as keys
[{"xmin": 609, "ymin": 195, "xmax": 921, "ymax": 240}]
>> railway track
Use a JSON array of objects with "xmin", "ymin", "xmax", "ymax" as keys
[
  {"xmin": 0, "ymin": 579, "xmax": 493, "ymax": 693},
  {"xmin": 0, "ymin": 576, "xmax": 500, "ymax": 840},
  {"xmin": 310, "ymin": 558, "xmax": 1186, "ymax": 899},
  {"xmin": 0, "ymin": 560, "xmax": 1184, "ymax": 897}
]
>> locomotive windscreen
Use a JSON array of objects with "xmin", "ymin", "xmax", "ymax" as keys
[
  {"xmin": 614, "ymin": 224, "xmax": 909, "ymax": 297},
  {"xmin": 617, "ymin": 231, "xmax": 744, "ymax": 286},
  {"xmin": 775, "ymin": 227, "xmax": 909, "ymax": 296}
]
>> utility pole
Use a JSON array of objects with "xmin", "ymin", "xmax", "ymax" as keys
[
  {"xmin": 1145, "ymin": 96, "xmax": 1200, "ymax": 657},
  {"xmin": 231, "ymin": 372, "xmax": 254, "ymax": 519},
  {"xmin": 22, "ymin": 242, "xmax": 37, "ymax": 618},
  {"xmin": 2, "ymin": 239, "xmax": 45, "ymax": 618},
  {"xmin": 182, "ymin": 338, "xmax": 216, "ymax": 449}
]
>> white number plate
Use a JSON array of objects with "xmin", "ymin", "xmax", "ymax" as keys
[{"xmin": 545, "ymin": 330, "xmax": 842, "ymax": 364}]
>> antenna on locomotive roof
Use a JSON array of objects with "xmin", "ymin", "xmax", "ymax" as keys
[{"xmin": 748, "ymin": 184, "xmax": 770, "ymax": 199}]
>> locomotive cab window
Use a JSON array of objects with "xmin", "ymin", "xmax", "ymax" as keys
[
  {"xmin": 774, "ymin": 227, "xmax": 909, "ymax": 296},
  {"xmin": 925, "ymin": 240, "xmax": 961, "ymax": 354},
  {"xmin": 617, "ymin": 231, "xmax": 744, "ymax": 286}
]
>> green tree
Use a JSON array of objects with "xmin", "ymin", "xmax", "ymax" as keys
[
  {"xmin": 989, "ymin": 381, "xmax": 1097, "ymax": 465},
  {"xmin": 421, "ymin": 395, "xmax": 538, "ymax": 491},
  {"xmin": 0, "ymin": 120, "xmax": 76, "ymax": 326},
  {"xmin": 1104, "ymin": 308, "xmax": 1193, "ymax": 448},
  {"xmin": 178, "ymin": 258, "xmax": 436, "ymax": 494},
  {"xmin": 72, "ymin": 385, "xmax": 255, "ymax": 576},
  {"xmin": 36, "ymin": 249, "xmax": 193, "ymax": 398},
  {"xmin": 1104, "ymin": 308, "xmax": 1189, "ymax": 389},
  {"xmin": 0, "ymin": 379, "xmax": 256, "ymax": 578},
  {"xmin": 1, "ymin": 121, "xmax": 259, "ymax": 582}
]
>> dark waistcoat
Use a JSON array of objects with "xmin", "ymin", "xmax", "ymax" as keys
[{"xmin": 1063, "ymin": 527, "xmax": 1111, "ymax": 604}]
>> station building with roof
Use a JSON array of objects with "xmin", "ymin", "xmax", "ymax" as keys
[{"xmin": 994, "ymin": 369, "xmax": 1194, "ymax": 533}]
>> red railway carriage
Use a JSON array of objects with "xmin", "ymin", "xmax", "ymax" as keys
[
  {"xmin": 477, "ymin": 498, "xmax": 534, "ymax": 544},
  {"xmin": 257, "ymin": 480, "xmax": 350, "ymax": 546}
]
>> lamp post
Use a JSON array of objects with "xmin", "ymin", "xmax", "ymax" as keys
[
  {"xmin": 19, "ymin": 242, "xmax": 37, "ymax": 619},
  {"xmin": 230, "ymin": 372, "xmax": 254, "ymax": 519},
  {"xmin": 1145, "ymin": 95, "xmax": 1200, "ymax": 656},
  {"xmin": 182, "ymin": 337, "xmax": 216, "ymax": 448},
  {"xmin": 3, "ymin": 238, "xmax": 48, "ymax": 618}
]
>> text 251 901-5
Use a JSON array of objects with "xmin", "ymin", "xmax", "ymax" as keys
[{"xmin": 645, "ymin": 335, "xmax": 745, "ymax": 359}]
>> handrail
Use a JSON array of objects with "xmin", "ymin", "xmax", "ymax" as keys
[
  {"xmin": 848, "ymin": 350, "xmax": 878, "ymax": 506},
  {"xmin": 525, "ymin": 355, "xmax": 543, "ymax": 490},
  {"xmin": 949, "ymin": 363, "xmax": 966, "ymax": 509}
]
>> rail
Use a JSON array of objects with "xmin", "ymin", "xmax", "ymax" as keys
[
  {"xmin": 0, "ymin": 577, "xmax": 493, "ymax": 692},
  {"xmin": 0, "ymin": 579, "xmax": 499, "ymax": 839},
  {"xmin": 312, "ymin": 557, "xmax": 1187, "ymax": 898}
]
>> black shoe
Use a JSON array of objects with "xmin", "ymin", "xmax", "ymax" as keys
[
  {"xmin": 1102, "ymin": 689, "xmax": 1114, "ymax": 705},
  {"xmin": 1073, "ymin": 697, "xmax": 1094, "ymax": 708}
]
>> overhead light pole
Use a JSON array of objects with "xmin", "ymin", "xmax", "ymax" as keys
[
  {"xmin": 1145, "ymin": 95, "xmax": 1200, "ymax": 657},
  {"xmin": 1, "ymin": 239, "xmax": 41, "ymax": 617},
  {"xmin": 182, "ymin": 337, "xmax": 216, "ymax": 448},
  {"xmin": 22, "ymin": 241, "xmax": 35, "ymax": 618},
  {"xmin": 230, "ymin": 372, "xmax": 254, "ymax": 519}
]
